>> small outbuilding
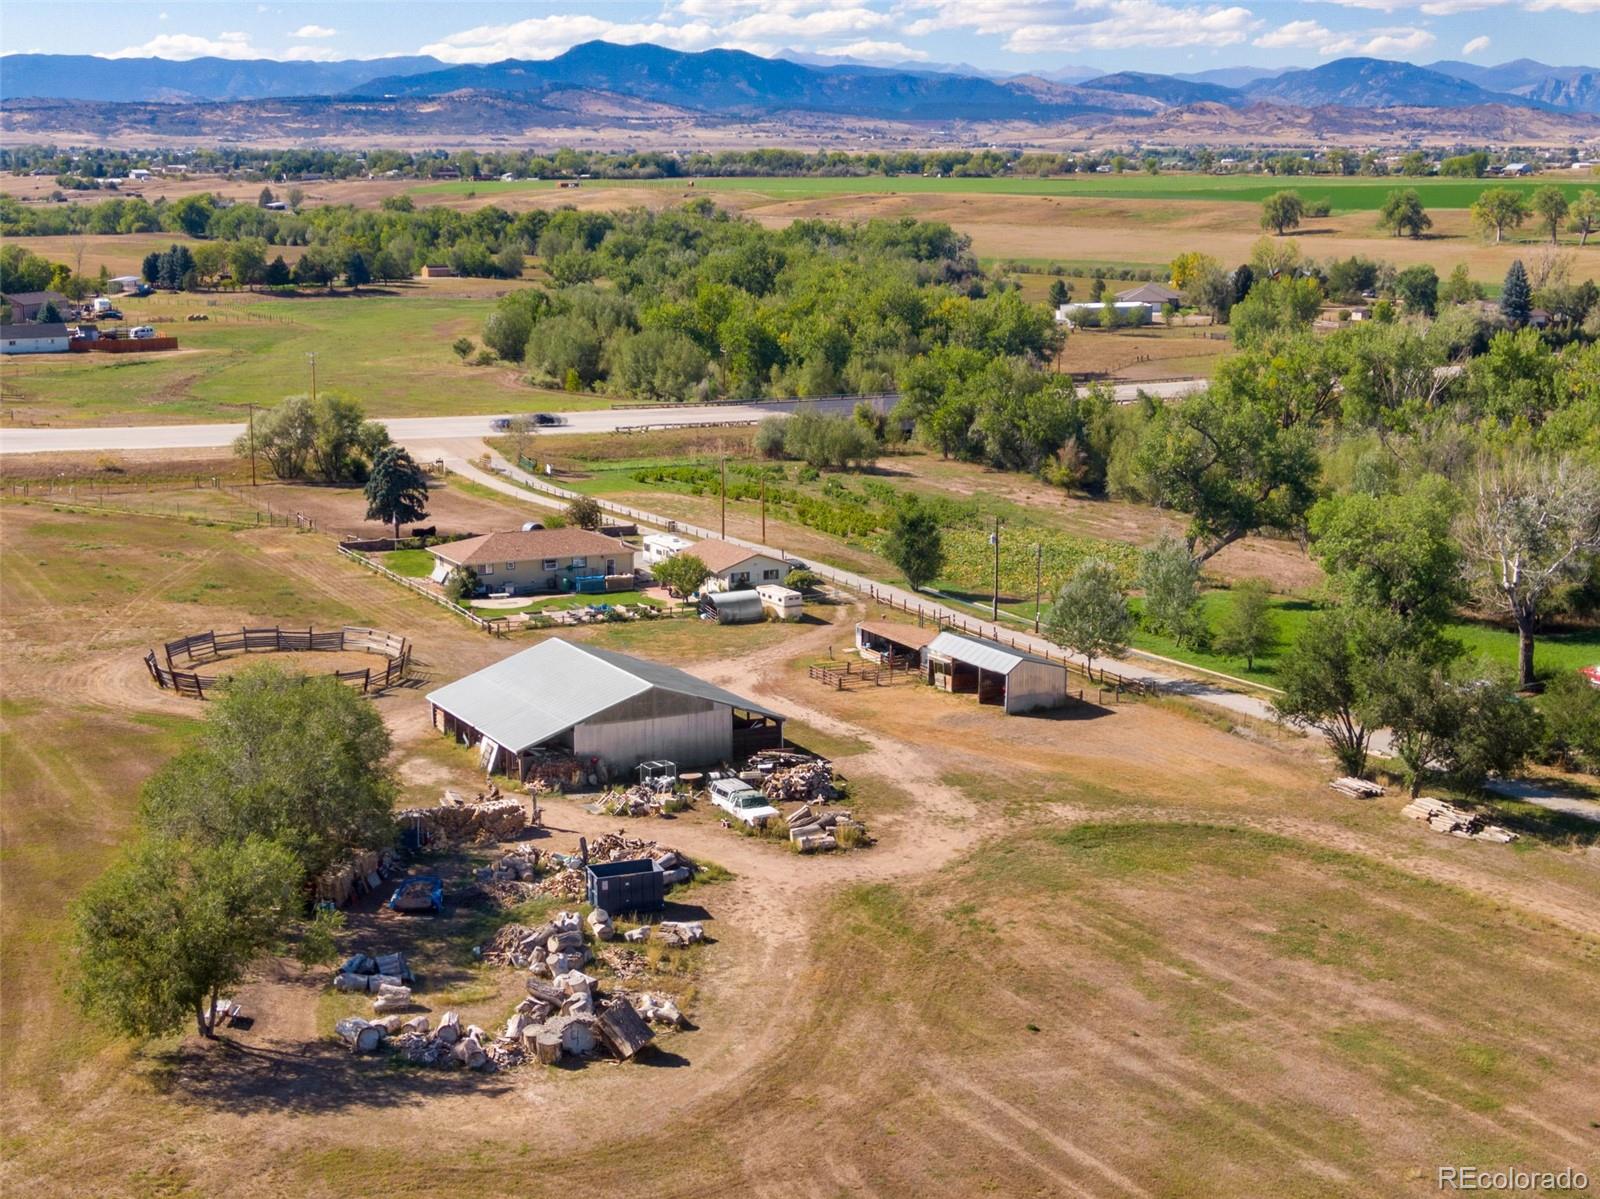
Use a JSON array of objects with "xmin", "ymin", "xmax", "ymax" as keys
[
  {"xmin": 700, "ymin": 589, "xmax": 765, "ymax": 624},
  {"xmin": 426, "ymin": 638, "xmax": 786, "ymax": 777},
  {"xmin": 924, "ymin": 631, "xmax": 1068, "ymax": 714},
  {"xmin": 1, "ymin": 322, "xmax": 71, "ymax": 355},
  {"xmin": 855, "ymin": 620, "xmax": 940, "ymax": 666},
  {"xmin": 642, "ymin": 531, "xmax": 693, "ymax": 565},
  {"xmin": 756, "ymin": 584, "xmax": 803, "ymax": 621},
  {"xmin": 418, "ymin": 264, "xmax": 457, "ymax": 278}
]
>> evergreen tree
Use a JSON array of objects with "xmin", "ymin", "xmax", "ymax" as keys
[
  {"xmin": 263, "ymin": 255, "xmax": 292, "ymax": 287},
  {"xmin": 363, "ymin": 446, "xmax": 430, "ymax": 538},
  {"xmin": 1500, "ymin": 259, "xmax": 1531, "ymax": 326}
]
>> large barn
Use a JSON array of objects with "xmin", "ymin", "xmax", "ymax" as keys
[{"xmin": 425, "ymin": 638, "xmax": 785, "ymax": 778}]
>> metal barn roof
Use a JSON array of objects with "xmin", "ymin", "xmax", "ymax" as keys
[
  {"xmin": 426, "ymin": 638, "xmax": 782, "ymax": 752},
  {"xmin": 926, "ymin": 631, "xmax": 1061, "ymax": 676}
]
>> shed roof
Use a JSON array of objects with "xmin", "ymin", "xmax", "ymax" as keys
[
  {"xmin": 857, "ymin": 619, "xmax": 940, "ymax": 650},
  {"xmin": 1115, "ymin": 282, "xmax": 1183, "ymax": 304},
  {"xmin": 926, "ymin": 631, "xmax": 1061, "ymax": 676},
  {"xmin": 706, "ymin": 589, "xmax": 763, "ymax": 611},
  {"xmin": 685, "ymin": 538, "xmax": 770, "ymax": 574},
  {"xmin": 1, "ymin": 322, "xmax": 71, "ymax": 341},
  {"xmin": 430, "ymin": 528, "xmax": 625, "ymax": 567},
  {"xmin": 426, "ymin": 638, "xmax": 783, "ymax": 752}
]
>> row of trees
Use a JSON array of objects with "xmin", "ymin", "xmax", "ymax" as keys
[
  {"xmin": 1255, "ymin": 185, "xmax": 1599, "ymax": 246},
  {"xmin": 72, "ymin": 671, "xmax": 395, "ymax": 1038}
]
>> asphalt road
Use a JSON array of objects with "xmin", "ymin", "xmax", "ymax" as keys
[{"xmin": 0, "ymin": 379, "xmax": 1206, "ymax": 455}]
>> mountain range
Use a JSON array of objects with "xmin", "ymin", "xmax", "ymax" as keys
[{"xmin": 1, "ymin": 42, "xmax": 1598, "ymax": 134}]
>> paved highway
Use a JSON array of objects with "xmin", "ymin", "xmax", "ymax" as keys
[{"xmin": 0, "ymin": 379, "xmax": 1206, "ymax": 455}]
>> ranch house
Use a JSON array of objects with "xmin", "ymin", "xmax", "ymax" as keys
[
  {"xmin": 685, "ymin": 538, "xmax": 795, "ymax": 592},
  {"xmin": 428, "ymin": 528, "xmax": 634, "ymax": 595}
]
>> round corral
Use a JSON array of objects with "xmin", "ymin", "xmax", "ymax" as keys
[{"xmin": 143, "ymin": 625, "xmax": 412, "ymax": 699}]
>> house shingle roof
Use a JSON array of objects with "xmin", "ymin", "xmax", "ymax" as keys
[
  {"xmin": 1115, "ymin": 283, "xmax": 1183, "ymax": 304},
  {"xmin": 1, "ymin": 322, "xmax": 71, "ymax": 341},
  {"xmin": 685, "ymin": 538, "xmax": 770, "ymax": 574},
  {"xmin": 429, "ymin": 528, "xmax": 626, "ymax": 567}
]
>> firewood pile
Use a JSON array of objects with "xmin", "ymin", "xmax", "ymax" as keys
[
  {"xmin": 588, "ymin": 832, "xmax": 698, "ymax": 886},
  {"xmin": 315, "ymin": 848, "xmax": 400, "ymax": 907},
  {"xmin": 394, "ymin": 797, "xmax": 527, "ymax": 845},
  {"xmin": 1400, "ymin": 796, "xmax": 1518, "ymax": 843},
  {"xmin": 761, "ymin": 761, "xmax": 839, "ymax": 804},
  {"xmin": 1331, "ymin": 777, "xmax": 1386, "ymax": 799},
  {"xmin": 594, "ymin": 784, "xmax": 667, "ymax": 817},
  {"xmin": 785, "ymin": 803, "xmax": 869, "ymax": 852},
  {"xmin": 331, "ymin": 951, "xmax": 420, "ymax": 1013},
  {"xmin": 519, "ymin": 747, "xmax": 589, "ymax": 789}
]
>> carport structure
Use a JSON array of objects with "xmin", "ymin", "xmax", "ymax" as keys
[{"xmin": 924, "ymin": 631, "xmax": 1069, "ymax": 714}]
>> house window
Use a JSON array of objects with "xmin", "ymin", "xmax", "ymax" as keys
[
  {"xmin": 732, "ymin": 571, "xmax": 750, "ymax": 584},
  {"xmin": 571, "ymin": 557, "xmax": 587, "ymax": 569},
  {"xmin": 762, "ymin": 568, "xmax": 780, "ymax": 580},
  {"xmin": 479, "ymin": 564, "xmax": 494, "ymax": 576},
  {"xmin": 543, "ymin": 558, "xmax": 558, "ymax": 570}
]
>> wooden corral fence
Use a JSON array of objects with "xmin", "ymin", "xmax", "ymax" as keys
[
  {"xmin": 808, "ymin": 659, "xmax": 918, "ymax": 691},
  {"xmin": 144, "ymin": 625, "xmax": 412, "ymax": 699}
]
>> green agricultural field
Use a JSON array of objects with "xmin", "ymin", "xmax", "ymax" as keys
[
  {"xmin": 412, "ymin": 172, "xmax": 1600, "ymax": 214},
  {"xmin": 0, "ymin": 292, "xmax": 601, "ymax": 425}
]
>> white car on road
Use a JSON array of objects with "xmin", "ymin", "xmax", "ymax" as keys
[{"xmin": 708, "ymin": 777, "xmax": 779, "ymax": 828}]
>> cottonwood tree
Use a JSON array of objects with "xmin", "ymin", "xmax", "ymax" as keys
[
  {"xmin": 1274, "ymin": 605, "xmax": 1410, "ymax": 778},
  {"xmin": 1260, "ymin": 190, "xmax": 1305, "ymax": 236},
  {"xmin": 1136, "ymin": 348, "xmax": 1325, "ymax": 566},
  {"xmin": 1378, "ymin": 188, "xmax": 1432, "ymax": 239},
  {"xmin": 1531, "ymin": 185, "xmax": 1570, "ymax": 245},
  {"xmin": 882, "ymin": 501, "xmax": 945, "ymax": 591},
  {"xmin": 140, "ymin": 666, "xmax": 397, "ymax": 883},
  {"xmin": 1471, "ymin": 188, "xmax": 1529, "ymax": 244},
  {"xmin": 1568, "ymin": 190, "xmax": 1600, "ymax": 246},
  {"xmin": 1458, "ymin": 454, "xmax": 1600, "ymax": 689},
  {"xmin": 565, "ymin": 494, "xmax": 603, "ymax": 530},
  {"xmin": 364, "ymin": 445, "xmax": 430, "ymax": 538},
  {"xmin": 71, "ymin": 834, "xmax": 299, "ymax": 1040},
  {"xmin": 234, "ymin": 395, "xmax": 315, "ymax": 479},
  {"xmin": 1308, "ymin": 476, "xmax": 1465, "ymax": 625},
  {"xmin": 1044, "ymin": 559, "xmax": 1133, "ymax": 679}
]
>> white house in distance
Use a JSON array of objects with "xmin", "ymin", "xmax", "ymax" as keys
[{"xmin": 682, "ymin": 538, "xmax": 794, "ymax": 592}]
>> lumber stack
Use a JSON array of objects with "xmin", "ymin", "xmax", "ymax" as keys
[{"xmin": 1400, "ymin": 796, "xmax": 1518, "ymax": 843}]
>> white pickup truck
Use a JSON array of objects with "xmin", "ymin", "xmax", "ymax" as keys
[{"xmin": 708, "ymin": 777, "xmax": 779, "ymax": 828}]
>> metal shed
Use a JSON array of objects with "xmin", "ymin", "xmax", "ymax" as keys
[
  {"xmin": 855, "ymin": 620, "xmax": 940, "ymax": 666},
  {"xmin": 700, "ymin": 589, "xmax": 765, "ymax": 624},
  {"xmin": 425, "ymin": 638, "xmax": 785, "ymax": 777},
  {"xmin": 924, "ymin": 631, "xmax": 1068, "ymax": 714}
]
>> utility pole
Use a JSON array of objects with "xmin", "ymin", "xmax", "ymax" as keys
[
  {"xmin": 989, "ymin": 515, "xmax": 1002, "ymax": 622},
  {"xmin": 760, "ymin": 476, "xmax": 766, "ymax": 542},
  {"xmin": 720, "ymin": 457, "xmax": 727, "ymax": 538},
  {"xmin": 1033, "ymin": 543, "xmax": 1043, "ymax": 633},
  {"xmin": 246, "ymin": 402, "xmax": 256, "ymax": 487},
  {"xmin": 307, "ymin": 351, "xmax": 317, "ymax": 404}
]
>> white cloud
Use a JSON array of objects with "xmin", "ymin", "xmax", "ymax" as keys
[
  {"xmin": 1461, "ymin": 33, "xmax": 1491, "ymax": 52},
  {"xmin": 158, "ymin": 10, "xmax": 169, "ymax": 20},
  {"xmin": 1356, "ymin": 25, "xmax": 1435, "ymax": 53},
  {"xmin": 290, "ymin": 24, "xmax": 338, "ymax": 39},
  {"xmin": 816, "ymin": 39, "xmax": 930, "ymax": 59},
  {"xmin": 419, "ymin": 16, "xmax": 723, "ymax": 62},
  {"xmin": 105, "ymin": 31, "xmax": 263, "ymax": 60},
  {"xmin": 281, "ymin": 44, "xmax": 342, "ymax": 61},
  {"xmin": 1002, "ymin": 1, "xmax": 1259, "ymax": 53},
  {"xmin": 1526, "ymin": 0, "xmax": 1600, "ymax": 10},
  {"xmin": 1254, "ymin": 18, "xmax": 1337, "ymax": 47}
]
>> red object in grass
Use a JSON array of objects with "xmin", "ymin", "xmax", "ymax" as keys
[{"xmin": 1582, "ymin": 665, "xmax": 1600, "ymax": 690}]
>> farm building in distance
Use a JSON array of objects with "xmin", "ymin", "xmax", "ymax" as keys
[
  {"xmin": 426, "ymin": 638, "xmax": 786, "ymax": 777},
  {"xmin": 418, "ymin": 264, "xmax": 456, "ymax": 278},
  {"xmin": 1, "ymin": 322, "xmax": 71, "ymax": 354},
  {"xmin": 427, "ymin": 528, "xmax": 635, "ymax": 595},
  {"xmin": 925, "ymin": 631, "xmax": 1069, "ymax": 713}
]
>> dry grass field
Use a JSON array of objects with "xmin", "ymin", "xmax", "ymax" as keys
[{"xmin": 2, "ymin": 480, "xmax": 1597, "ymax": 1197}]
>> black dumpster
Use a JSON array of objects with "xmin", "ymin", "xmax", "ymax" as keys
[{"xmin": 586, "ymin": 858, "xmax": 665, "ymax": 915}]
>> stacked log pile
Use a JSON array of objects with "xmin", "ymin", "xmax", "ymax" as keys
[
  {"xmin": 785, "ymin": 804, "xmax": 870, "ymax": 852},
  {"xmin": 1331, "ymin": 777, "xmax": 1386, "ymax": 799},
  {"xmin": 1400, "ymin": 796, "xmax": 1518, "ymax": 843},
  {"xmin": 315, "ymin": 848, "xmax": 400, "ymax": 907},
  {"xmin": 761, "ymin": 761, "xmax": 839, "ymax": 805},
  {"xmin": 394, "ymin": 797, "xmax": 527, "ymax": 845}
]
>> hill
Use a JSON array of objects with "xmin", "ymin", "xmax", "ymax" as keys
[
  {"xmin": 0, "ymin": 53, "xmax": 447, "ymax": 103},
  {"xmin": 1243, "ymin": 57, "xmax": 1533, "ymax": 109},
  {"xmin": 1079, "ymin": 71, "xmax": 1241, "ymax": 106}
]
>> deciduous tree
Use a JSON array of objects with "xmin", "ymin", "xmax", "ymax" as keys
[
  {"xmin": 1260, "ymin": 190, "xmax": 1305, "ymax": 236},
  {"xmin": 653, "ymin": 552, "xmax": 709, "ymax": 599},
  {"xmin": 1044, "ymin": 559, "xmax": 1133, "ymax": 679},
  {"xmin": 1531, "ymin": 185, "xmax": 1569, "ymax": 245},
  {"xmin": 882, "ymin": 500, "xmax": 945, "ymax": 590},
  {"xmin": 1471, "ymin": 187, "xmax": 1529, "ymax": 244},
  {"xmin": 1378, "ymin": 188, "xmax": 1432, "ymax": 239},
  {"xmin": 1214, "ymin": 578, "xmax": 1276, "ymax": 670}
]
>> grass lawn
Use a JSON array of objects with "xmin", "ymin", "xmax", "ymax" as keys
[
  {"xmin": 381, "ymin": 547, "xmax": 436, "ymax": 577},
  {"xmin": 411, "ymin": 172, "xmax": 1600, "ymax": 213},
  {"xmin": 467, "ymin": 588, "xmax": 665, "ymax": 615},
  {"xmin": 0, "ymin": 290, "xmax": 605, "ymax": 426}
]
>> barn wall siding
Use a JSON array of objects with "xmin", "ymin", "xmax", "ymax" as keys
[
  {"xmin": 573, "ymin": 705, "xmax": 731, "ymax": 772},
  {"xmin": 1004, "ymin": 660, "xmax": 1070, "ymax": 713}
]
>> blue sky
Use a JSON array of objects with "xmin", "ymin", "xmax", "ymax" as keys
[{"xmin": 3, "ymin": 1, "xmax": 1597, "ymax": 74}]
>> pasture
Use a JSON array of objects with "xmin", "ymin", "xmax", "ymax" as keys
[
  {"xmin": 3, "ymin": 496, "xmax": 1596, "ymax": 1198},
  {"xmin": 0, "ymin": 288, "xmax": 597, "ymax": 425}
]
